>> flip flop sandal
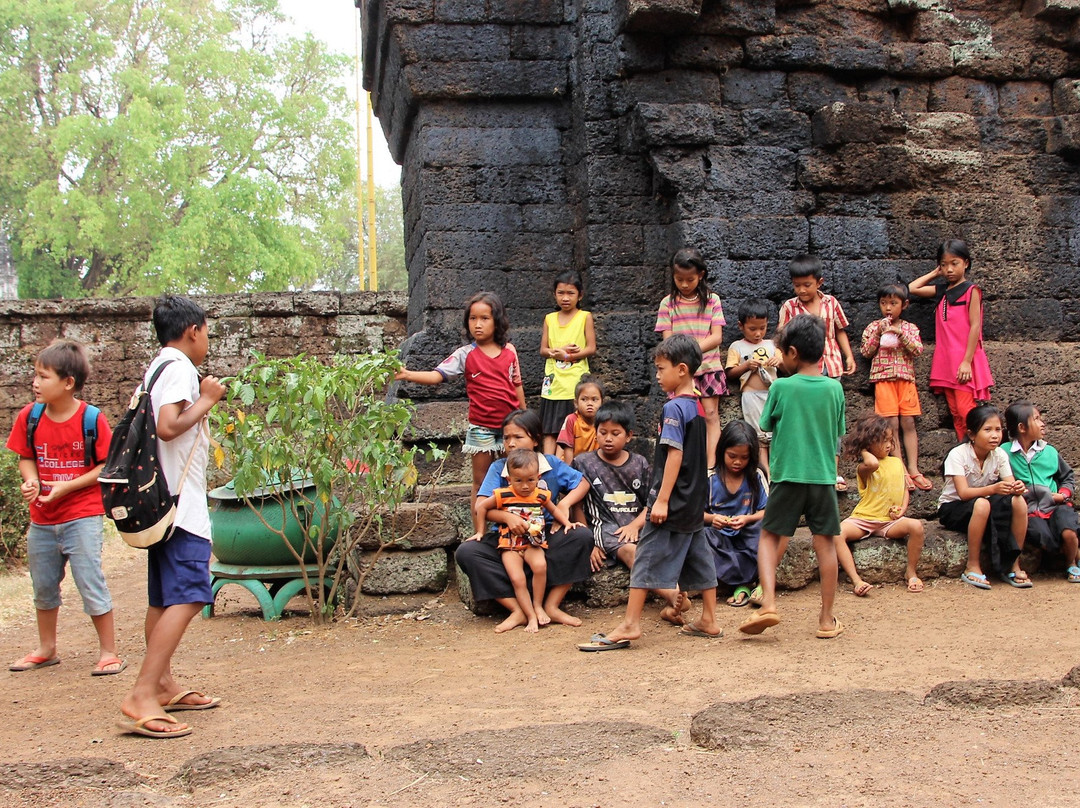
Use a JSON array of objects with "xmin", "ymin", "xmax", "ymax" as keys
[
  {"xmin": 726, "ymin": 586, "xmax": 752, "ymax": 607},
  {"xmin": 1067, "ymin": 565, "xmax": 1080, "ymax": 583},
  {"xmin": 577, "ymin": 634, "xmax": 630, "ymax": 652},
  {"xmin": 909, "ymin": 473, "xmax": 933, "ymax": 491},
  {"xmin": 164, "ymin": 690, "xmax": 222, "ymax": 711},
  {"xmin": 748, "ymin": 585, "xmax": 764, "ymax": 607},
  {"xmin": 738, "ymin": 611, "xmax": 780, "ymax": 635},
  {"xmin": 816, "ymin": 617, "xmax": 845, "ymax": 639},
  {"xmin": 9, "ymin": 655, "xmax": 60, "ymax": 672},
  {"xmin": 116, "ymin": 714, "xmax": 192, "ymax": 739},
  {"xmin": 679, "ymin": 623, "xmax": 723, "ymax": 638},
  {"xmin": 92, "ymin": 657, "xmax": 128, "ymax": 676},
  {"xmin": 960, "ymin": 571, "xmax": 991, "ymax": 590},
  {"xmin": 1001, "ymin": 572, "xmax": 1033, "ymax": 589}
]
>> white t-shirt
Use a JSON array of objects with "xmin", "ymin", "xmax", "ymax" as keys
[
  {"xmin": 938, "ymin": 443, "xmax": 1012, "ymax": 506},
  {"xmin": 145, "ymin": 347, "xmax": 211, "ymax": 540}
]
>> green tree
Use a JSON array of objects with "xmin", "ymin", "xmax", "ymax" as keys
[
  {"xmin": 0, "ymin": 0, "xmax": 354, "ymax": 297},
  {"xmin": 321, "ymin": 183, "xmax": 407, "ymax": 292}
]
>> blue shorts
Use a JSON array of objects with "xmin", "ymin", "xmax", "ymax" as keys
[
  {"xmin": 27, "ymin": 516, "xmax": 112, "ymax": 615},
  {"xmin": 147, "ymin": 527, "xmax": 213, "ymax": 608},
  {"xmin": 629, "ymin": 523, "xmax": 715, "ymax": 592}
]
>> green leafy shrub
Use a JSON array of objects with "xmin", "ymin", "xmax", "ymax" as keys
[
  {"xmin": 0, "ymin": 452, "xmax": 30, "ymax": 567},
  {"xmin": 212, "ymin": 350, "xmax": 440, "ymax": 623}
]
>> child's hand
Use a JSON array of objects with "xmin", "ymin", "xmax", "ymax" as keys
[
  {"xmin": 649, "ymin": 500, "xmax": 668, "ymax": 524},
  {"xmin": 1009, "ymin": 481, "xmax": 1026, "ymax": 496},
  {"xmin": 842, "ymin": 355, "xmax": 856, "ymax": 376},
  {"xmin": 20, "ymin": 478, "xmax": 40, "ymax": 504},
  {"xmin": 504, "ymin": 513, "xmax": 529, "ymax": 535},
  {"xmin": 465, "ymin": 532, "xmax": 484, "ymax": 542},
  {"xmin": 765, "ymin": 353, "xmax": 781, "ymax": 368},
  {"xmin": 589, "ymin": 546, "xmax": 607, "ymax": 572},
  {"xmin": 563, "ymin": 343, "xmax": 580, "ymax": 358},
  {"xmin": 992, "ymin": 480, "xmax": 1017, "ymax": 496},
  {"xmin": 201, "ymin": 375, "xmax": 227, "ymax": 404},
  {"xmin": 614, "ymin": 523, "xmax": 640, "ymax": 544},
  {"xmin": 888, "ymin": 505, "xmax": 902, "ymax": 519},
  {"xmin": 394, "ymin": 369, "xmax": 409, "ymax": 381},
  {"xmin": 36, "ymin": 480, "xmax": 68, "ymax": 504},
  {"xmin": 727, "ymin": 514, "xmax": 748, "ymax": 530},
  {"xmin": 955, "ymin": 360, "xmax": 973, "ymax": 385},
  {"xmin": 712, "ymin": 514, "xmax": 731, "ymax": 528}
]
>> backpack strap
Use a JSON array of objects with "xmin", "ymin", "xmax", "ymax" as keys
[
  {"xmin": 144, "ymin": 359, "xmax": 177, "ymax": 394},
  {"xmin": 82, "ymin": 404, "xmax": 100, "ymax": 468},
  {"xmin": 25, "ymin": 402, "xmax": 45, "ymax": 463}
]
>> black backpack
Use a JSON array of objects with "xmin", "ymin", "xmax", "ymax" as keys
[{"xmin": 99, "ymin": 361, "xmax": 178, "ymax": 548}]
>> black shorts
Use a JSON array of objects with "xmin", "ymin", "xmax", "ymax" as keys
[{"xmin": 539, "ymin": 398, "xmax": 575, "ymax": 435}]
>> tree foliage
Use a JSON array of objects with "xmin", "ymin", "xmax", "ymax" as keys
[
  {"xmin": 320, "ymin": 183, "xmax": 407, "ymax": 292},
  {"xmin": 0, "ymin": 0, "xmax": 355, "ymax": 297}
]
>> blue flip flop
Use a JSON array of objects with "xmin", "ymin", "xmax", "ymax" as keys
[
  {"xmin": 960, "ymin": 571, "xmax": 991, "ymax": 590},
  {"xmin": 577, "ymin": 634, "xmax": 630, "ymax": 652},
  {"xmin": 1067, "ymin": 565, "xmax": 1080, "ymax": 583},
  {"xmin": 1000, "ymin": 571, "xmax": 1033, "ymax": 589}
]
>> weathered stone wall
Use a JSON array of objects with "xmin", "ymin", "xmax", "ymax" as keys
[
  {"xmin": 364, "ymin": 0, "xmax": 1080, "ymax": 511},
  {"xmin": 0, "ymin": 292, "xmax": 407, "ymax": 430}
]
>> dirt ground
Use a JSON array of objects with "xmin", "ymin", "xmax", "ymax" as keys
[{"xmin": 1, "ymin": 535, "xmax": 1079, "ymax": 808}]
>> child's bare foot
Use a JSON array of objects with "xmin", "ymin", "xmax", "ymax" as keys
[
  {"xmin": 535, "ymin": 606, "xmax": 551, "ymax": 627},
  {"xmin": 853, "ymin": 581, "xmax": 873, "ymax": 597},
  {"xmin": 659, "ymin": 605, "xmax": 686, "ymax": 626},
  {"xmin": 525, "ymin": 617, "xmax": 540, "ymax": 633},
  {"xmin": 494, "ymin": 610, "xmax": 527, "ymax": 633},
  {"xmin": 676, "ymin": 591, "xmax": 692, "ymax": 612},
  {"xmin": 602, "ymin": 620, "xmax": 642, "ymax": 643},
  {"xmin": 544, "ymin": 606, "xmax": 582, "ymax": 627}
]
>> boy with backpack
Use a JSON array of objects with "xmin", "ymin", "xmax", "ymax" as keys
[
  {"xmin": 118, "ymin": 296, "xmax": 226, "ymax": 739},
  {"xmin": 5, "ymin": 339, "xmax": 122, "ymax": 675}
]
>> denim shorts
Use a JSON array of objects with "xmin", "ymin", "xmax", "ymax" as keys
[
  {"xmin": 147, "ymin": 527, "xmax": 213, "ymax": 608},
  {"xmin": 462, "ymin": 424, "xmax": 503, "ymax": 455},
  {"xmin": 27, "ymin": 516, "xmax": 113, "ymax": 616},
  {"xmin": 629, "ymin": 523, "xmax": 716, "ymax": 592}
]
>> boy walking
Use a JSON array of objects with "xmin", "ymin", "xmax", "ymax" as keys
[
  {"xmin": 118, "ymin": 296, "xmax": 225, "ymax": 739},
  {"xmin": 740, "ymin": 314, "xmax": 846, "ymax": 639},
  {"xmin": 6, "ymin": 339, "xmax": 121, "ymax": 675},
  {"xmin": 577, "ymin": 335, "xmax": 721, "ymax": 651},
  {"xmin": 571, "ymin": 401, "xmax": 688, "ymax": 626}
]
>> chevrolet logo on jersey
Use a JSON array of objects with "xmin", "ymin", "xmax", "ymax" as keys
[{"xmin": 604, "ymin": 491, "xmax": 638, "ymax": 507}]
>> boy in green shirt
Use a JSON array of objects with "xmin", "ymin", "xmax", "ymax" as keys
[{"xmin": 740, "ymin": 314, "xmax": 846, "ymax": 639}]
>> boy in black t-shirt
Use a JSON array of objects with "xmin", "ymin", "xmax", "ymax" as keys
[
  {"xmin": 577, "ymin": 335, "xmax": 721, "ymax": 651},
  {"xmin": 572, "ymin": 402, "xmax": 689, "ymax": 626}
]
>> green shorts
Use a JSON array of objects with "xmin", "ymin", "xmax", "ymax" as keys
[{"xmin": 761, "ymin": 481, "xmax": 841, "ymax": 537}]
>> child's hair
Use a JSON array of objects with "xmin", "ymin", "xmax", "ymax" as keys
[
  {"xmin": 964, "ymin": 404, "xmax": 1001, "ymax": 440},
  {"xmin": 668, "ymin": 247, "xmax": 711, "ymax": 314},
  {"xmin": 506, "ymin": 447, "xmax": 540, "ymax": 475},
  {"xmin": 937, "ymin": 238, "xmax": 971, "ymax": 269},
  {"xmin": 789, "ymin": 254, "xmax": 823, "ymax": 280},
  {"xmin": 464, "ymin": 291, "xmax": 510, "ymax": 347},
  {"xmin": 575, "ymin": 375, "xmax": 605, "ymax": 400},
  {"xmin": 877, "ymin": 283, "xmax": 909, "ymax": 303},
  {"xmin": 654, "ymin": 333, "xmax": 702, "ymax": 376},
  {"xmin": 153, "ymin": 295, "xmax": 207, "ymax": 346},
  {"xmin": 36, "ymin": 339, "xmax": 90, "ymax": 392},
  {"xmin": 737, "ymin": 298, "xmax": 770, "ymax": 324},
  {"xmin": 552, "ymin": 270, "xmax": 584, "ymax": 298},
  {"xmin": 717, "ymin": 419, "xmax": 763, "ymax": 505},
  {"xmin": 594, "ymin": 401, "xmax": 635, "ymax": 433},
  {"xmin": 1004, "ymin": 400, "xmax": 1037, "ymax": 441},
  {"xmin": 502, "ymin": 409, "xmax": 543, "ymax": 449},
  {"xmin": 843, "ymin": 413, "xmax": 892, "ymax": 461},
  {"xmin": 777, "ymin": 314, "xmax": 825, "ymax": 365}
]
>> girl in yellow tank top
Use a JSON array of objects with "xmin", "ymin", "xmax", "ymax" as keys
[{"xmin": 539, "ymin": 271, "xmax": 596, "ymax": 454}]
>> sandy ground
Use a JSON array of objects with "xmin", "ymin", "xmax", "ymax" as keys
[{"xmin": 0, "ymin": 532, "xmax": 1079, "ymax": 807}]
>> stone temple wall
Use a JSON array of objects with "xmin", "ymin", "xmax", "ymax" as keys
[
  {"xmin": 0, "ymin": 292, "xmax": 407, "ymax": 432},
  {"xmin": 365, "ymin": 0, "xmax": 1080, "ymax": 514}
]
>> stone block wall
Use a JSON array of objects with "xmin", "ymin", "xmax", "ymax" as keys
[
  {"xmin": 364, "ymin": 0, "xmax": 1080, "ymax": 496},
  {"xmin": 0, "ymin": 292, "xmax": 407, "ymax": 437}
]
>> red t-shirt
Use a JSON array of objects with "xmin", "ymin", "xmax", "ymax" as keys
[{"xmin": 6, "ymin": 401, "xmax": 113, "ymax": 525}]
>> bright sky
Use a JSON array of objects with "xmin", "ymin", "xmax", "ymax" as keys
[{"xmin": 277, "ymin": 0, "xmax": 400, "ymax": 187}]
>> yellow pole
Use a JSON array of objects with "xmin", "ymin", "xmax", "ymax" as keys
[
  {"xmin": 354, "ymin": 10, "xmax": 365, "ymax": 289},
  {"xmin": 365, "ymin": 90, "xmax": 378, "ymax": 290}
]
